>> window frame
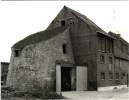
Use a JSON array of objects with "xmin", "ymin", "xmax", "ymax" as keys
[
  {"xmin": 109, "ymin": 72, "xmax": 113, "ymax": 80},
  {"xmin": 101, "ymin": 72, "xmax": 105, "ymax": 80}
]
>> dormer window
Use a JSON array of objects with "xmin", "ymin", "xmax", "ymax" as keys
[
  {"xmin": 14, "ymin": 49, "xmax": 20, "ymax": 57},
  {"xmin": 61, "ymin": 20, "xmax": 65, "ymax": 26},
  {"xmin": 62, "ymin": 43, "xmax": 67, "ymax": 54}
]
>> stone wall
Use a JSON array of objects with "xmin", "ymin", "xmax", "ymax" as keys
[{"xmin": 7, "ymin": 28, "xmax": 75, "ymax": 92}]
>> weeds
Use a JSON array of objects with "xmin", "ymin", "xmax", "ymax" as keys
[{"xmin": 1, "ymin": 86, "xmax": 66, "ymax": 99}]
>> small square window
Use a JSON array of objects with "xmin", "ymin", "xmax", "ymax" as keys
[
  {"xmin": 100, "ymin": 55, "xmax": 104, "ymax": 63},
  {"xmin": 109, "ymin": 72, "xmax": 113, "ymax": 80},
  {"xmin": 70, "ymin": 22, "xmax": 74, "ymax": 24},
  {"xmin": 61, "ymin": 20, "xmax": 65, "ymax": 26},
  {"xmin": 62, "ymin": 44, "xmax": 67, "ymax": 54},
  {"xmin": 14, "ymin": 50, "xmax": 20, "ymax": 57},
  {"xmin": 101, "ymin": 72, "xmax": 105, "ymax": 80},
  {"xmin": 116, "ymin": 73, "xmax": 119, "ymax": 80}
]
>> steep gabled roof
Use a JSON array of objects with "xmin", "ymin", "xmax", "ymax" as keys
[
  {"xmin": 65, "ymin": 6, "xmax": 114, "ymax": 39},
  {"xmin": 13, "ymin": 27, "xmax": 68, "ymax": 49},
  {"xmin": 65, "ymin": 7, "xmax": 104, "ymax": 32}
]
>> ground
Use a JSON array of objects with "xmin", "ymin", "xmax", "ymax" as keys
[
  {"xmin": 62, "ymin": 88, "xmax": 129, "ymax": 100},
  {"xmin": 1, "ymin": 86, "xmax": 129, "ymax": 100}
]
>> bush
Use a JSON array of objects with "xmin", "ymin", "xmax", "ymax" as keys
[
  {"xmin": 12, "ymin": 91, "xmax": 65, "ymax": 99},
  {"xmin": 1, "ymin": 86, "xmax": 65, "ymax": 99}
]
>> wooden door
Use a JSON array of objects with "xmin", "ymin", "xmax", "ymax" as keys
[{"xmin": 76, "ymin": 66, "xmax": 87, "ymax": 91}]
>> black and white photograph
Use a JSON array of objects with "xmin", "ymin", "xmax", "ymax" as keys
[{"xmin": 0, "ymin": 1, "xmax": 129, "ymax": 99}]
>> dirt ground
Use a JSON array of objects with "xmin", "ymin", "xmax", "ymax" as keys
[{"xmin": 62, "ymin": 88, "xmax": 129, "ymax": 100}]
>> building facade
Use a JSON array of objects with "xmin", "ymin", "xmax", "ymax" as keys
[{"xmin": 7, "ymin": 6, "xmax": 129, "ymax": 92}]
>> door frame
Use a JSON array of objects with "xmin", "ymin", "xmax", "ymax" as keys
[{"xmin": 56, "ymin": 63, "xmax": 73, "ymax": 93}]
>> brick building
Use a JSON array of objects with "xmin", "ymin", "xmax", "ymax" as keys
[{"xmin": 7, "ymin": 6, "xmax": 129, "ymax": 92}]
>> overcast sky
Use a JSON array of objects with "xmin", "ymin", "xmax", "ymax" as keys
[{"xmin": 0, "ymin": 1, "xmax": 129, "ymax": 62}]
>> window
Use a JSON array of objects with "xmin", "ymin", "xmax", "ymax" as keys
[
  {"xmin": 101, "ymin": 72, "xmax": 105, "ymax": 80},
  {"xmin": 70, "ymin": 22, "xmax": 74, "ymax": 25},
  {"xmin": 109, "ymin": 57, "xmax": 112, "ymax": 71},
  {"xmin": 61, "ymin": 20, "xmax": 65, "ymax": 26},
  {"xmin": 107, "ymin": 39, "xmax": 110, "ymax": 53},
  {"xmin": 109, "ymin": 41, "xmax": 113, "ymax": 53},
  {"xmin": 121, "ymin": 73, "xmax": 125, "ymax": 79},
  {"xmin": 14, "ymin": 50, "xmax": 20, "ymax": 57},
  {"xmin": 107, "ymin": 39, "xmax": 113, "ymax": 53},
  {"xmin": 102, "ymin": 38, "xmax": 106, "ymax": 52},
  {"xmin": 109, "ymin": 57, "xmax": 112, "ymax": 64},
  {"xmin": 116, "ymin": 73, "xmax": 119, "ymax": 80},
  {"xmin": 100, "ymin": 55, "xmax": 104, "ymax": 63},
  {"xmin": 109, "ymin": 72, "xmax": 113, "ymax": 80},
  {"xmin": 98, "ymin": 37, "xmax": 101, "ymax": 51},
  {"xmin": 62, "ymin": 44, "xmax": 67, "ymax": 54},
  {"xmin": 99, "ymin": 37, "xmax": 106, "ymax": 52},
  {"xmin": 121, "ymin": 41, "xmax": 123, "ymax": 52}
]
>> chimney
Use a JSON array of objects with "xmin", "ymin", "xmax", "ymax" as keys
[{"xmin": 117, "ymin": 34, "xmax": 121, "ymax": 37}]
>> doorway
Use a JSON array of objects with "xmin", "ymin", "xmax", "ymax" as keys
[{"xmin": 61, "ymin": 67, "xmax": 71, "ymax": 91}]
